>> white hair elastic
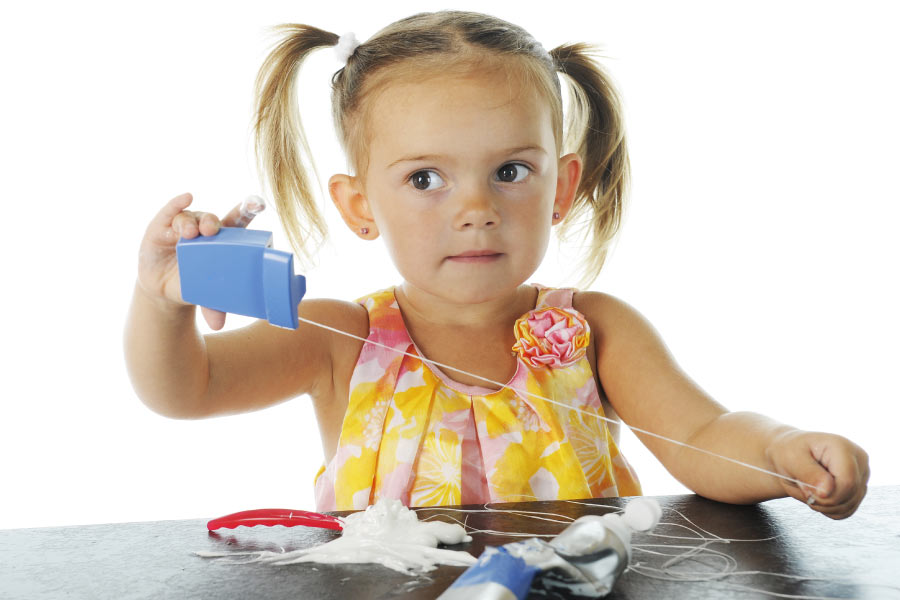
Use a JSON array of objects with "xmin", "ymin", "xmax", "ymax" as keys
[{"xmin": 334, "ymin": 32, "xmax": 361, "ymax": 64}]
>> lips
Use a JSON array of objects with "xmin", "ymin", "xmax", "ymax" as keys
[
  {"xmin": 452, "ymin": 250, "xmax": 501, "ymax": 258},
  {"xmin": 446, "ymin": 250, "xmax": 503, "ymax": 263}
]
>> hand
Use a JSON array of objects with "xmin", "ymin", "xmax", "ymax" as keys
[
  {"xmin": 766, "ymin": 429, "xmax": 869, "ymax": 519},
  {"xmin": 136, "ymin": 193, "xmax": 265, "ymax": 330}
]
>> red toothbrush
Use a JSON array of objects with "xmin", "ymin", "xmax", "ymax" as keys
[{"xmin": 207, "ymin": 508, "xmax": 344, "ymax": 531}]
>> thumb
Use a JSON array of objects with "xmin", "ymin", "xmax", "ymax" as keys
[
  {"xmin": 790, "ymin": 453, "xmax": 835, "ymax": 502},
  {"xmin": 202, "ymin": 306, "xmax": 227, "ymax": 331}
]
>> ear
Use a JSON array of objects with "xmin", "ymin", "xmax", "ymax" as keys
[
  {"xmin": 552, "ymin": 153, "xmax": 582, "ymax": 224},
  {"xmin": 329, "ymin": 174, "xmax": 379, "ymax": 239}
]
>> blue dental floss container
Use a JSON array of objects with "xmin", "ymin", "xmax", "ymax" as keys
[{"xmin": 176, "ymin": 227, "xmax": 306, "ymax": 329}]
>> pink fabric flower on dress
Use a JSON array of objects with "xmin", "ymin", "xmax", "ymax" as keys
[{"xmin": 511, "ymin": 307, "xmax": 590, "ymax": 368}]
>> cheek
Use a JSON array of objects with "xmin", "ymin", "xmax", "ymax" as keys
[
  {"xmin": 514, "ymin": 192, "xmax": 554, "ymax": 259},
  {"xmin": 507, "ymin": 187, "xmax": 555, "ymax": 227},
  {"xmin": 374, "ymin": 208, "xmax": 436, "ymax": 269},
  {"xmin": 530, "ymin": 226, "xmax": 552, "ymax": 259}
]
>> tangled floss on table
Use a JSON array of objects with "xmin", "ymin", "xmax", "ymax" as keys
[{"xmin": 198, "ymin": 497, "xmax": 900, "ymax": 600}]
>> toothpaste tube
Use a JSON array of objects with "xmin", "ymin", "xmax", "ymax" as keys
[{"xmin": 438, "ymin": 498, "xmax": 661, "ymax": 600}]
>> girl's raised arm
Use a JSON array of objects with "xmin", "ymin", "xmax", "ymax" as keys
[
  {"xmin": 576, "ymin": 291, "xmax": 868, "ymax": 519},
  {"xmin": 123, "ymin": 193, "xmax": 364, "ymax": 420}
]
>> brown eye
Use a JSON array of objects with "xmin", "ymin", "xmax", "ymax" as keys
[
  {"xmin": 409, "ymin": 170, "xmax": 445, "ymax": 191},
  {"xmin": 497, "ymin": 163, "xmax": 529, "ymax": 183}
]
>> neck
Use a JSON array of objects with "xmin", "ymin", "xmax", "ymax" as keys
[{"xmin": 395, "ymin": 282, "xmax": 537, "ymax": 329}]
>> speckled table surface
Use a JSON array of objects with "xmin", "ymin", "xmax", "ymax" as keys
[{"xmin": 1, "ymin": 487, "xmax": 898, "ymax": 599}]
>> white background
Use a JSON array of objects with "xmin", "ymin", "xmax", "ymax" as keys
[{"xmin": 1, "ymin": 1, "xmax": 897, "ymax": 529}]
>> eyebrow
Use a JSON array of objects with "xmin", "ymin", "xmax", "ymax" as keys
[{"xmin": 387, "ymin": 145, "xmax": 548, "ymax": 168}]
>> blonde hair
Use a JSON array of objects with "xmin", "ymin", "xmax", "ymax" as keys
[{"xmin": 253, "ymin": 11, "xmax": 629, "ymax": 285}]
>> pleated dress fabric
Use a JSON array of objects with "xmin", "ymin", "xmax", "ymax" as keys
[{"xmin": 314, "ymin": 286, "xmax": 642, "ymax": 511}]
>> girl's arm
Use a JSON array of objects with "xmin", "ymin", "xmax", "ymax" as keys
[
  {"xmin": 576, "ymin": 292, "xmax": 868, "ymax": 519},
  {"xmin": 124, "ymin": 288, "xmax": 358, "ymax": 418},
  {"xmin": 123, "ymin": 194, "xmax": 365, "ymax": 419}
]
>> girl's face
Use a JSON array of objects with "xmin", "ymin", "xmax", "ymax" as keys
[{"xmin": 355, "ymin": 67, "xmax": 578, "ymax": 305}]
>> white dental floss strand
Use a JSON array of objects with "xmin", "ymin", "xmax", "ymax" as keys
[
  {"xmin": 193, "ymin": 285, "xmax": 865, "ymax": 594},
  {"xmin": 197, "ymin": 494, "xmax": 899, "ymax": 598},
  {"xmin": 197, "ymin": 498, "xmax": 475, "ymax": 574},
  {"xmin": 425, "ymin": 501, "xmax": 869, "ymax": 599},
  {"xmin": 624, "ymin": 503, "xmax": 900, "ymax": 600},
  {"xmin": 431, "ymin": 500, "xmax": 897, "ymax": 599},
  {"xmin": 293, "ymin": 314, "xmax": 826, "ymax": 496}
]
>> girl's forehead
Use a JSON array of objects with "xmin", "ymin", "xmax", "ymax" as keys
[{"xmin": 365, "ymin": 71, "xmax": 556, "ymax": 163}]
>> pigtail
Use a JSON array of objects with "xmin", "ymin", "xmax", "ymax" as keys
[
  {"xmin": 253, "ymin": 25, "xmax": 339, "ymax": 265},
  {"xmin": 551, "ymin": 43, "xmax": 630, "ymax": 287}
]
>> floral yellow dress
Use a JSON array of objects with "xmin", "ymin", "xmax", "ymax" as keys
[{"xmin": 314, "ymin": 285, "xmax": 641, "ymax": 511}]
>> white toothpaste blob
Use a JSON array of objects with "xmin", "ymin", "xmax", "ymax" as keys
[
  {"xmin": 234, "ymin": 194, "xmax": 266, "ymax": 226},
  {"xmin": 622, "ymin": 496, "xmax": 662, "ymax": 532},
  {"xmin": 198, "ymin": 499, "xmax": 476, "ymax": 574}
]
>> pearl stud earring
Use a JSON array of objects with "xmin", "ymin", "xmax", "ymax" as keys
[
  {"xmin": 360, "ymin": 227, "xmax": 369, "ymax": 235},
  {"xmin": 553, "ymin": 212, "xmax": 560, "ymax": 220}
]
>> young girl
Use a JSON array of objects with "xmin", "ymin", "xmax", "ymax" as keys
[{"xmin": 124, "ymin": 11, "xmax": 868, "ymax": 518}]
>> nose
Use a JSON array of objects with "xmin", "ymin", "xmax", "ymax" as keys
[{"xmin": 453, "ymin": 186, "xmax": 501, "ymax": 230}]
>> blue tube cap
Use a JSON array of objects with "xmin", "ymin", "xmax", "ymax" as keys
[{"xmin": 176, "ymin": 227, "xmax": 306, "ymax": 329}]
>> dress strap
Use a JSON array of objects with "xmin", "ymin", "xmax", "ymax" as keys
[
  {"xmin": 355, "ymin": 287, "xmax": 415, "ymax": 355},
  {"xmin": 534, "ymin": 285, "xmax": 576, "ymax": 310}
]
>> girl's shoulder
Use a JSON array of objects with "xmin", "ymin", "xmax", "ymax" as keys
[
  {"xmin": 293, "ymin": 297, "xmax": 369, "ymax": 402},
  {"xmin": 288, "ymin": 297, "xmax": 370, "ymax": 382},
  {"xmin": 572, "ymin": 290, "xmax": 659, "ymax": 343},
  {"xmin": 297, "ymin": 297, "xmax": 370, "ymax": 342},
  {"xmin": 571, "ymin": 289, "xmax": 628, "ymax": 318}
]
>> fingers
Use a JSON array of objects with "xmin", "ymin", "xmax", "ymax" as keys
[
  {"xmin": 803, "ymin": 478, "xmax": 867, "ymax": 520},
  {"xmin": 771, "ymin": 432, "xmax": 833, "ymax": 500},
  {"xmin": 780, "ymin": 470, "xmax": 831, "ymax": 508},
  {"xmin": 811, "ymin": 484, "xmax": 867, "ymax": 519},
  {"xmin": 154, "ymin": 192, "xmax": 194, "ymax": 227},
  {"xmin": 774, "ymin": 432, "xmax": 870, "ymax": 520},
  {"xmin": 173, "ymin": 210, "xmax": 222, "ymax": 239},
  {"xmin": 201, "ymin": 306, "xmax": 227, "ymax": 331},
  {"xmin": 143, "ymin": 193, "xmax": 263, "ymax": 318},
  {"xmin": 146, "ymin": 193, "xmax": 219, "ymax": 245},
  {"xmin": 807, "ymin": 440, "xmax": 869, "ymax": 519},
  {"xmin": 146, "ymin": 193, "xmax": 193, "ymax": 246},
  {"xmin": 165, "ymin": 194, "xmax": 265, "ymax": 244},
  {"xmin": 783, "ymin": 474, "xmax": 864, "ymax": 520},
  {"xmin": 824, "ymin": 440, "xmax": 870, "ymax": 500}
]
